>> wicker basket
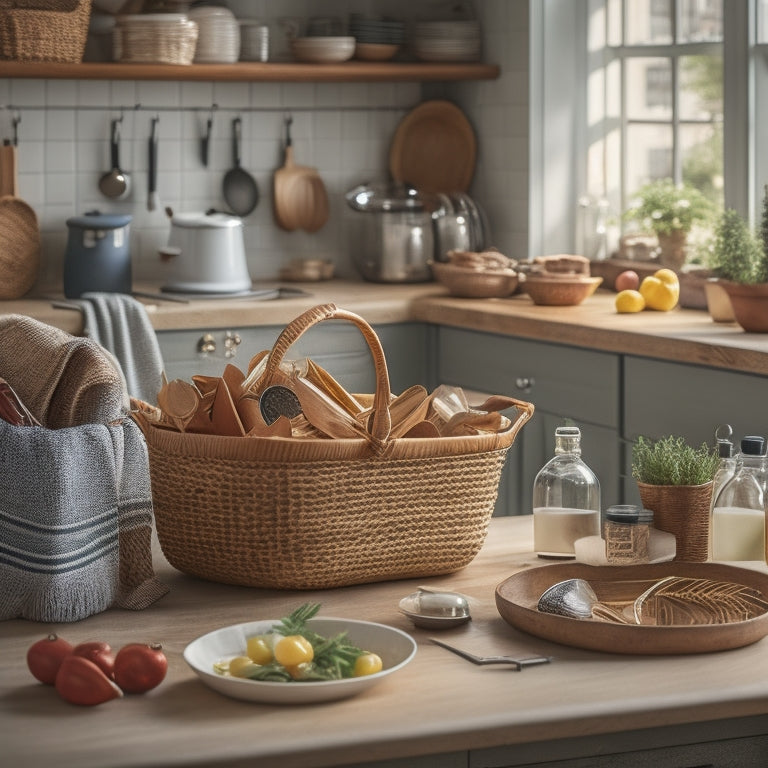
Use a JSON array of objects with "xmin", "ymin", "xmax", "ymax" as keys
[
  {"xmin": 113, "ymin": 14, "xmax": 198, "ymax": 65},
  {"xmin": 132, "ymin": 303, "xmax": 535, "ymax": 590},
  {"xmin": 0, "ymin": 0, "xmax": 92, "ymax": 63}
]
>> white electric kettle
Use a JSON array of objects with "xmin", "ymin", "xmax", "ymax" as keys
[{"xmin": 160, "ymin": 211, "xmax": 252, "ymax": 293}]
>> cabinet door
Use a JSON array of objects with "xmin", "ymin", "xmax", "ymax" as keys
[{"xmin": 437, "ymin": 328, "xmax": 621, "ymax": 515}]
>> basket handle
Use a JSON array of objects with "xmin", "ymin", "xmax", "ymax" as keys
[{"xmin": 246, "ymin": 303, "xmax": 393, "ymax": 444}]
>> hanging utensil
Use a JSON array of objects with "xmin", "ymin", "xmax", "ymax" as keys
[
  {"xmin": 201, "ymin": 108, "xmax": 214, "ymax": 167},
  {"xmin": 222, "ymin": 116, "xmax": 259, "ymax": 216},
  {"xmin": 99, "ymin": 118, "xmax": 131, "ymax": 200},
  {"xmin": 273, "ymin": 115, "xmax": 329, "ymax": 233},
  {"xmin": 148, "ymin": 116, "xmax": 159, "ymax": 212}
]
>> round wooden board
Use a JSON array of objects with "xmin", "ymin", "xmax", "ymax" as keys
[
  {"xmin": 496, "ymin": 561, "xmax": 768, "ymax": 655},
  {"xmin": 389, "ymin": 100, "xmax": 476, "ymax": 194},
  {"xmin": 0, "ymin": 195, "xmax": 40, "ymax": 299}
]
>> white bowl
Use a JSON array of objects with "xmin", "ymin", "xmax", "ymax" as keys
[{"xmin": 184, "ymin": 617, "xmax": 417, "ymax": 704}]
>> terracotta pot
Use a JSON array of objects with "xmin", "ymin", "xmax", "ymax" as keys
[
  {"xmin": 636, "ymin": 481, "xmax": 713, "ymax": 562},
  {"xmin": 704, "ymin": 278, "xmax": 736, "ymax": 322},
  {"xmin": 718, "ymin": 280, "xmax": 768, "ymax": 332},
  {"xmin": 657, "ymin": 231, "xmax": 687, "ymax": 271}
]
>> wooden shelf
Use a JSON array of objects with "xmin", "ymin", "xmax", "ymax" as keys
[{"xmin": 0, "ymin": 60, "xmax": 500, "ymax": 82}]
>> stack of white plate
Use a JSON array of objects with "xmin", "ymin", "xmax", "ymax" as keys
[
  {"xmin": 291, "ymin": 36, "xmax": 355, "ymax": 63},
  {"xmin": 411, "ymin": 20, "xmax": 481, "ymax": 62},
  {"xmin": 189, "ymin": 5, "xmax": 239, "ymax": 63},
  {"xmin": 349, "ymin": 15, "xmax": 406, "ymax": 46}
]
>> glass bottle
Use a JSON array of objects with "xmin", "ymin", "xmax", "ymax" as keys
[
  {"xmin": 533, "ymin": 425, "xmax": 601, "ymax": 558},
  {"xmin": 708, "ymin": 436, "xmax": 737, "ymax": 559},
  {"xmin": 711, "ymin": 435, "xmax": 767, "ymax": 561}
]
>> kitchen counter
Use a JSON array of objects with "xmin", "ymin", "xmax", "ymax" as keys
[
  {"xmin": 4, "ymin": 279, "xmax": 768, "ymax": 376},
  {"xmin": 2, "ymin": 516, "xmax": 768, "ymax": 768}
]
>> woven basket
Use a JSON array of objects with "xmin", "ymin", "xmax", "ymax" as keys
[
  {"xmin": 637, "ymin": 481, "xmax": 714, "ymax": 563},
  {"xmin": 132, "ymin": 303, "xmax": 535, "ymax": 589},
  {"xmin": 113, "ymin": 15, "xmax": 198, "ymax": 65},
  {"xmin": 0, "ymin": 0, "xmax": 92, "ymax": 62}
]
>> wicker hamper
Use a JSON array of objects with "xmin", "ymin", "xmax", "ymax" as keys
[
  {"xmin": 133, "ymin": 304, "xmax": 535, "ymax": 590},
  {"xmin": 0, "ymin": 0, "xmax": 92, "ymax": 62}
]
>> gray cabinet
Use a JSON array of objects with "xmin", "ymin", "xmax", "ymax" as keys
[
  {"xmin": 156, "ymin": 321, "xmax": 429, "ymax": 397},
  {"xmin": 436, "ymin": 327, "xmax": 621, "ymax": 516},
  {"xmin": 622, "ymin": 355, "xmax": 768, "ymax": 503}
]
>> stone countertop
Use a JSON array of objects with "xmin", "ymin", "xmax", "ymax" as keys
[{"xmin": 3, "ymin": 279, "xmax": 768, "ymax": 375}]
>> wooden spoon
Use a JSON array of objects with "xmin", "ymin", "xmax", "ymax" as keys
[{"xmin": 157, "ymin": 378, "xmax": 200, "ymax": 432}]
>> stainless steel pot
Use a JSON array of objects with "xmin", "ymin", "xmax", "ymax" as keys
[{"xmin": 345, "ymin": 182, "xmax": 442, "ymax": 283}]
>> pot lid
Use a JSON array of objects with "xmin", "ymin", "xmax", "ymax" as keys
[
  {"xmin": 345, "ymin": 181, "xmax": 437, "ymax": 213},
  {"xmin": 67, "ymin": 212, "xmax": 132, "ymax": 229},
  {"xmin": 171, "ymin": 211, "xmax": 243, "ymax": 229}
]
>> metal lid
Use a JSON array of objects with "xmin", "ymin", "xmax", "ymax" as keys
[
  {"xmin": 67, "ymin": 212, "xmax": 132, "ymax": 229},
  {"xmin": 605, "ymin": 504, "xmax": 654, "ymax": 525},
  {"xmin": 345, "ymin": 181, "xmax": 437, "ymax": 213},
  {"xmin": 741, "ymin": 435, "xmax": 766, "ymax": 456}
]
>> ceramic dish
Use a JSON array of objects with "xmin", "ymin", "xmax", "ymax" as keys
[
  {"xmin": 523, "ymin": 275, "xmax": 602, "ymax": 306},
  {"xmin": 495, "ymin": 561, "xmax": 768, "ymax": 655},
  {"xmin": 291, "ymin": 36, "xmax": 355, "ymax": 63},
  {"xmin": 431, "ymin": 260, "xmax": 518, "ymax": 298},
  {"xmin": 355, "ymin": 42, "xmax": 399, "ymax": 61},
  {"xmin": 184, "ymin": 617, "xmax": 417, "ymax": 704}
]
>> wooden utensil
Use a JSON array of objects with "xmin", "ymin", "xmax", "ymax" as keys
[
  {"xmin": 157, "ymin": 378, "xmax": 200, "ymax": 432},
  {"xmin": 0, "ymin": 143, "xmax": 41, "ymax": 300},
  {"xmin": 273, "ymin": 116, "xmax": 329, "ymax": 233}
]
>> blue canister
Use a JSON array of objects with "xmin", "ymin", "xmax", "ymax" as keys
[{"xmin": 64, "ymin": 212, "xmax": 132, "ymax": 298}]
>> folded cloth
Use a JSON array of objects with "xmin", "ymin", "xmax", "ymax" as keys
[
  {"xmin": 74, "ymin": 293, "xmax": 164, "ymax": 406},
  {"xmin": 0, "ymin": 315, "xmax": 168, "ymax": 622},
  {"xmin": 0, "ymin": 314, "xmax": 126, "ymax": 428}
]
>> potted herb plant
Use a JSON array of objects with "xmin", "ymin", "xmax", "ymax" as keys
[
  {"xmin": 624, "ymin": 179, "xmax": 714, "ymax": 270},
  {"xmin": 631, "ymin": 434, "xmax": 719, "ymax": 562},
  {"xmin": 707, "ymin": 187, "xmax": 768, "ymax": 332}
]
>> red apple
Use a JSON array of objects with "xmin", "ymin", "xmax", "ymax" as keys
[{"xmin": 615, "ymin": 270, "xmax": 640, "ymax": 292}]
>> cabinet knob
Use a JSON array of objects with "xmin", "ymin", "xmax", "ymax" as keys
[
  {"xmin": 224, "ymin": 330, "xmax": 242, "ymax": 358},
  {"xmin": 515, "ymin": 376, "xmax": 535, "ymax": 392},
  {"xmin": 197, "ymin": 333, "xmax": 216, "ymax": 354}
]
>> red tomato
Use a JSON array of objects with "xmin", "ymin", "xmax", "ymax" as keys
[
  {"xmin": 113, "ymin": 643, "xmax": 168, "ymax": 694},
  {"xmin": 26, "ymin": 634, "xmax": 73, "ymax": 685},
  {"xmin": 55, "ymin": 655, "xmax": 123, "ymax": 706},
  {"xmin": 73, "ymin": 641, "xmax": 116, "ymax": 680},
  {"xmin": 614, "ymin": 270, "xmax": 640, "ymax": 292}
]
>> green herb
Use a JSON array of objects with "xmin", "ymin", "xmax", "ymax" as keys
[
  {"xmin": 631, "ymin": 435, "xmax": 718, "ymax": 486},
  {"xmin": 708, "ymin": 208, "xmax": 767, "ymax": 284}
]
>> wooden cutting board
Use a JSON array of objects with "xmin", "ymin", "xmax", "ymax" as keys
[
  {"xmin": 0, "ymin": 144, "xmax": 41, "ymax": 299},
  {"xmin": 389, "ymin": 100, "xmax": 477, "ymax": 194}
]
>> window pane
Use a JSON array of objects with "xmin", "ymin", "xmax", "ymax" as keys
[
  {"xmin": 679, "ymin": 55, "xmax": 723, "ymax": 120},
  {"xmin": 626, "ymin": 0, "xmax": 673, "ymax": 45},
  {"xmin": 626, "ymin": 123, "xmax": 674, "ymax": 198},
  {"xmin": 626, "ymin": 57, "xmax": 672, "ymax": 120},
  {"xmin": 681, "ymin": 122, "xmax": 723, "ymax": 207},
  {"xmin": 678, "ymin": 0, "xmax": 723, "ymax": 43},
  {"xmin": 759, "ymin": 0, "xmax": 768, "ymax": 43}
]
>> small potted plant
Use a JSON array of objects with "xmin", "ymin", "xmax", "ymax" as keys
[
  {"xmin": 624, "ymin": 179, "xmax": 714, "ymax": 270},
  {"xmin": 631, "ymin": 434, "xmax": 719, "ymax": 562},
  {"xmin": 707, "ymin": 187, "xmax": 768, "ymax": 331}
]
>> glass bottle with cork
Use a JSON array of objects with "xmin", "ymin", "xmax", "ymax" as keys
[{"xmin": 532, "ymin": 425, "xmax": 601, "ymax": 558}]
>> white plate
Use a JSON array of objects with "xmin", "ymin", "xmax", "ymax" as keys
[{"xmin": 184, "ymin": 617, "xmax": 417, "ymax": 704}]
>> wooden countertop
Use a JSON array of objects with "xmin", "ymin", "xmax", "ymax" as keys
[
  {"xmin": 3, "ymin": 279, "xmax": 768, "ymax": 375},
  {"xmin": 2, "ymin": 516, "xmax": 768, "ymax": 768}
]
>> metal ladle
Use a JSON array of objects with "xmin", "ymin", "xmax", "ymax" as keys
[
  {"xmin": 399, "ymin": 586, "xmax": 472, "ymax": 629},
  {"xmin": 99, "ymin": 119, "xmax": 130, "ymax": 200},
  {"xmin": 537, "ymin": 578, "xmax": 633, "ymax": 624}
]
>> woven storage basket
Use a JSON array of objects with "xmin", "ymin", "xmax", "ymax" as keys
[
  {"xmin": 133, "ymin": 303, "xmax": 535, "ymax": 590},
  {"xmin": 113, "ymin": 14, "xmax": 198, "ymax": 65},
  {"xmin": 0, "ymin": 0, "xmax": 92, "ymax": 62}
]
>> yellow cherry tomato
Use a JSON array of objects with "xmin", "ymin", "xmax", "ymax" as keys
[
  {"xmin": 246, "ymin": 635, "xmax": 273, "ymax": 665},
  {"xmin": 227, "ymin": 655, "xmax": 260, "ymax": 678},
  {"xmin": 639, "ymin": 271, "xmax": 679, "ymax": 311},
  {"xmin": 615, "ymin": 289, "xmax": 645, "ymax": 313},
  {"xmin": 285, "ymin": 663, "xmax": 312, "ymax": 681},
  {"xmin": 353, "ymin": 652, "xmax": 383, "ymax": 677},
  {"xmin": 273, "ymin": 635, "xmax": 314, "ymax": 667}
]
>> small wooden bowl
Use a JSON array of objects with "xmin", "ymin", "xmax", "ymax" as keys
[
  {"xmin": 523, "ymin": 275, "xmax": 603, "ymax": 306},
  {"xmin": 430, "ymin": 261, "xmax": 519, "ymax": 298}
]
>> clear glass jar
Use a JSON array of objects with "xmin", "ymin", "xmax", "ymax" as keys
[
  {"xmin": 533, "ymin": 425, "xmax": 601, "ymax": 558},
  {"xmin": 708, "ymin": 436, "xmax": 737, "ymax": 559},
  {"xmin": 711, "ymin": 435, "xmax": 767, "ymax": 561},
  {"xmin": 604, "ymin": 505, "xmax": 654, "ymax": 564}
]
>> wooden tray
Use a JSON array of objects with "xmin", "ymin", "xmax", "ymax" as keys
[
  {"xmin": 389, "ymin": 100, "xmax": 476, "ymax": 194},
  {"xmin": 496, "ymin": 561, "xmax": 768, "ymax": 655}
]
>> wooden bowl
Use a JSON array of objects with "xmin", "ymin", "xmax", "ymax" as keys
[
  {"xmin": 523, "ymin": 275, "xmax": 603, "ymax": 306},
  {"xmin": 430, "ymin": 261, "xmax": 518, "ymax": 298}
]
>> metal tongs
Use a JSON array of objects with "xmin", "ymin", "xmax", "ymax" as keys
[{"xmin": 430, "ymin": 638, "xmax": 551, "ymax": 671}]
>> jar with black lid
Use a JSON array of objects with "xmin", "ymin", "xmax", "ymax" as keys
[{"xmin": 604, "ymin": 505, "xmax": 653, "ymax": 564}]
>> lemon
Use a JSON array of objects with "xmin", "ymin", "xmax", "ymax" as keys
[
  {"xmin": 640, "ymin": 273, "xmax": 679, "ymax": 311},
  {"xmin": 615, "ymin": 289, "xmax": 645, "ymax": 313},
  {"xmin": 654, "ymin": 268, "xmax": 679, "ymax": 286}
]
